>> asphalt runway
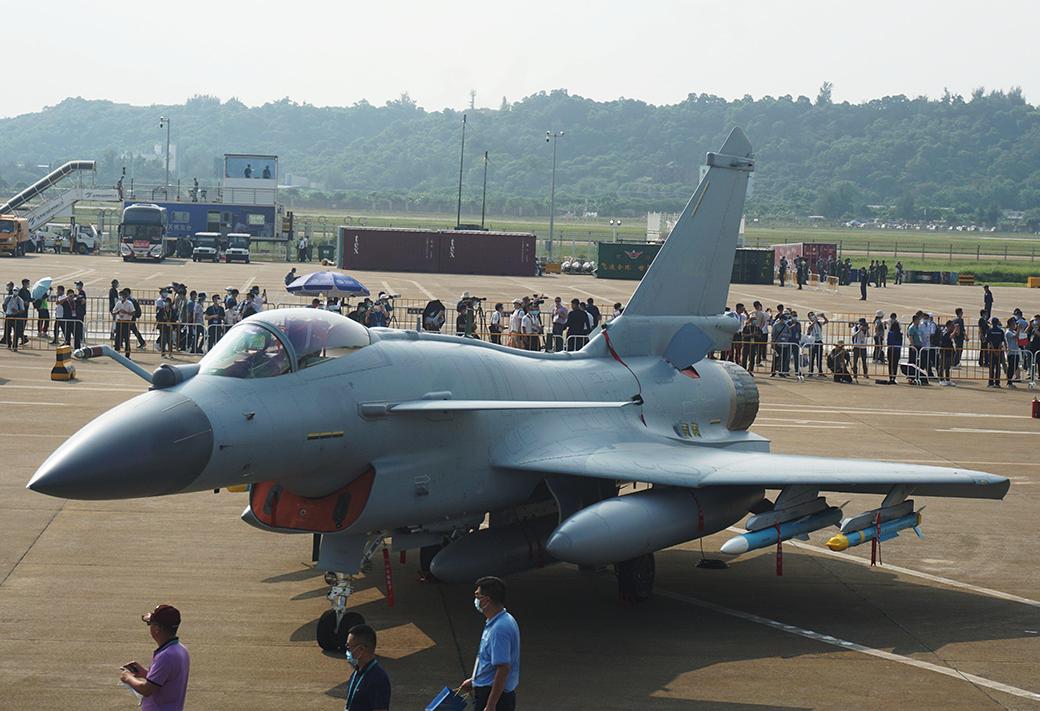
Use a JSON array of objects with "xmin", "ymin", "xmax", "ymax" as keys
[{"xmin": 2, "ymin": 255, "xmax": 1039, "ymax": 709}]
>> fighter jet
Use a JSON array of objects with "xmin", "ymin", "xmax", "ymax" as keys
[{"xmin": 28, "ymin": 128, "xmax": 1009, "ymax": 652}]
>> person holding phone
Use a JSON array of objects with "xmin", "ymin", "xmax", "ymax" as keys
[{"xmin": 120, "ymin": 604, "xmax": 190, "ymax": 711}]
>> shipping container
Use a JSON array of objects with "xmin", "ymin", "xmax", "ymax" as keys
[
  {"xmin": 439, "ymin": 230, "xmax": 537, "ymax": 276},
  {"xmin": 597, "ymin": 242, "xmax": 774, "ymax": 284},
  {"xmin": 337, "ymin": 226, "xmax": 537, "ymax": 276},
  {"xmin": 339, "ymin": 227, "xmax": 439, "ymax": 272},
  {"xmin": 732, "ymin": 248, "xmax": 774, "ymax": 284},
  {"xmin": 772, "ymin": 242, "xmax": 838, "ymax": 271},
  {"xmin": 596, "ymin": 242, "xmax": 661, "ymax": 280}
]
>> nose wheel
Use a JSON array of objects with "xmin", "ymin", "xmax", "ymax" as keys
[
  {"xmin": 315, "ymin": 536, "xmax": 383, "ymax": 652},
  {"xmin": 316, "ymin": 602, "xmax": 365, "ymax": 653}
]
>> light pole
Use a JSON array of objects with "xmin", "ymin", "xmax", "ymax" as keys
[
  {"xmin": 610, "ymin": 218, "xmax": 623, "ymax": 242},
  {"xmin": 159, "ymin": 116, "xmax": 171, "ymax": 190},
  {"xmin": 546, "ymin": 130, "xmax": 564, "ymax": 257},
  {"xmin": 480, "ymin": 151, "xmax": 489, "ymax": 229},
  {"xmin": 456, "ymin": 114, "xmax": 467, "ymax": 228}
]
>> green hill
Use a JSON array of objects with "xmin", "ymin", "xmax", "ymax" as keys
[{"xmin": 1, "ymin": 87, "xmax": 1038, "ymax": 226}]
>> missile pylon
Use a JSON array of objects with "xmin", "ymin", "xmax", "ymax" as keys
[
  {"xmin": 720, "ymin": 506, "xmax": 842, "ymax": 556},
  {"xmin": 826, "ymin": 512, "xmax": 923, "ymax": 552}
]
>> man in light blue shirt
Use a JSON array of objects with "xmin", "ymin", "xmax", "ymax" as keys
[{"xmin": 460, "ymin": 576, "xmax": 520, "ymax": 711}]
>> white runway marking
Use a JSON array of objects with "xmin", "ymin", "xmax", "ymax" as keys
[
  {"xmin": 0, "ymin": 384, "xmax": 142, "ymax": 393},
  {"xmin": 406, "ymin": 279, "xmax": 436, "ymax": 300},
  {"xmin": 567, "ymin": 286, "xmax": 611, "ymax": 303},
  {"xmin": 381, "ymin": 281, "xmax": 396, "ymax": 297},
  {"xmin": 0, "ymin": 401, "xmax": 73, "ymax": 406},
  {"xmin": 657, "ymin": 587, "xmax": 1040, "ymax": 703},
  {"xmin": 507, "ymin": 277, "xmax": 548, "ymax": 295},
  {"xmin": 786, "ymin": 540, "xmax": 1040, "ymax": 608},
  {"xmin": 723, "ymin": 528, "xmax": 1040, "ymax": 608},
  {"xmin": 51, "ymin": 267, "xmax": 90, "ymax": 283},
  {"xmin": 758, "ymin": 417, "xmax": 849, "ymax": 425},
  {"xmin": 938, "ymin": 427, "xmax": 1040, "ymax": 436},
  {"xmin": 762, "ymin": 405, "xmax": 1030, "ymax": 420},
  {"xmin": 755, "ymin": 423, "xmax": 851, "ymax": 429},
  {"xmin": 242, "ymin": 276, "xmax": 255, "ymax": 292},
  {"xmin": 81, "ymin": 277, "xmax": 103, "ymax": 286},
  {"xmin": 144, "ymin": 272, "xmax": 162, "ymax": 281}
]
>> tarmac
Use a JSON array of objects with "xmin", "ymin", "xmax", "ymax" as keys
[{"xmin": 1, "ymin": 254, "xmax": 1039, "ymax": 710}]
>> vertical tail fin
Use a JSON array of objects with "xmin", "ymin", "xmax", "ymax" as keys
[
  {"xmin": 625, "ymin": 127, "xmax": 754, "ymax": 317},
  {"xmin": 590, "ymin": 128, "xmax": 754, "ymax": 360}
]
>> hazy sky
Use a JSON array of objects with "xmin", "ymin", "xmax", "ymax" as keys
[{"xmin": 5, "ymin": 0, "xmax": 1037, "ymax": 118}]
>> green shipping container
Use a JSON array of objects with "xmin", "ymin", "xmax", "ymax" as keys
[
  {"xmin": 732, "ymin": 248, "xmax": 775, "ymax": 285},
  {"xmin": 596, "ymin": 242, "xmax": 661, "ymax": 280},
  {"xmin": 596, "ymin": 243, "xmax": 775, "ymax": 284}
]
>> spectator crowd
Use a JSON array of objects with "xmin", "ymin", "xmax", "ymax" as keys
[{"xmin": 3, "ymin": 272, "xmax": 1037, "ymax": 389}]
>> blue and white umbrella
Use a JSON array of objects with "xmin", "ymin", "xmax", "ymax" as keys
[
  {"xmin": 286, "ymin": 271, "xmax": 370, "ymax": 298},
  {"xmin": 31, "ymin": 277, "xmax": 52, "ymax": 301}
]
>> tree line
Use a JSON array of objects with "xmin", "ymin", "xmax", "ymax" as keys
[{"xmin": 1, "ymin": 86, "xmax": 1038, "ymax": 227}]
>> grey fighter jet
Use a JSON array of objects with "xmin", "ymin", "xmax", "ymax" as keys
[{"xmin": 28, "ymin": 128, "xmax": 1009, "ymax": 651}]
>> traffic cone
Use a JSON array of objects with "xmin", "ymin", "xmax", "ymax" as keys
[{"xmin": 1032, "ymin": 397, "xmax": 1040, "ymax": 419}]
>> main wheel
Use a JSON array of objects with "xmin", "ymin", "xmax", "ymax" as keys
[
  {"xmin": 615, "ymin": 552, "xmax": 655, "ymax": 603},
  {"xmin": 76, "ymin": 243, "xmax": 87, "ymax": 255},
  {"xmin": 419, "ymin": 543, "xmax": 444, "ymax": 581}
]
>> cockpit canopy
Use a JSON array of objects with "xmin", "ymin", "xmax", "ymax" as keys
[{"xmin": 199, "ymin": 308, "xmax": 370, "ymax": 378}]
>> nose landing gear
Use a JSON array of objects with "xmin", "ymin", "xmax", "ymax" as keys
[{"xmin": 314, "ymin": 534, "xmax": 383, "ymax": 652}]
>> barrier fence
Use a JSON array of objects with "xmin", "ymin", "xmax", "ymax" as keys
[{"xmin": 5, "ymin": 302, "xmax": 1038, "ymax": 389}]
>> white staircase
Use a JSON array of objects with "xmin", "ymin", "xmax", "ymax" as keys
[{"xmin": 21, "ymin": 186, "xmax": 121, "ymax": 231}]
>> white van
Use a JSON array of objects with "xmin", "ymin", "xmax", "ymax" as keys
[
  {"xmin": 225, "ymin": 233, "xmax": 251, "ymax": 263},
  {"xmin": 192, "ymin": 232, "xmax": 221, "ymax": 262}
]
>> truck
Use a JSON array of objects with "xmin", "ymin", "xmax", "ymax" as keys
[
  {"xmin": 118, "ymin": 203, "xmax": 168, "ymax": 262},
  {"xmin": 35, "ymin": 223, "xmax": 101, "ymax": 254},
  {"xmin": 191, "ymin": 232, "xmax": 221, "ymax": 262},
  {"xmin": 224, "ymin": 232, "xmax": 251, "ymax": 263},
  {"xmin": 0, "ymin": 215, "xmax": 31, "ymax": 256}
]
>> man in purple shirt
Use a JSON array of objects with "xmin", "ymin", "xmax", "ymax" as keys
[{"xmin": 120, "ymin": 604, "xmax": 190, "ymax": 711}]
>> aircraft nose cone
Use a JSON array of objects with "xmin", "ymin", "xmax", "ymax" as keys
[{"xmin": 28, "ymin": 390, "xmax": 213, "ymax": 500}]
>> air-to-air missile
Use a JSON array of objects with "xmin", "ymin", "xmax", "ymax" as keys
[
  {"xmin": 825, "ymin": 511, "xmax": 923, "ymax": 552},
  {"xmin": 719, "ymin": 505, "xmax": 843, "ymax": 555}
]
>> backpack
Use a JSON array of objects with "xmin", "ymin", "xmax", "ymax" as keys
[{"xmin": 132, "ymin": 298, "xmax": 142, "ymax": 319}]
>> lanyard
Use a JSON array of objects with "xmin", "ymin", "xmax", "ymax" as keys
[{"xmin": 346, "ymin": 660, "xmax": 376, "ymax": 708}]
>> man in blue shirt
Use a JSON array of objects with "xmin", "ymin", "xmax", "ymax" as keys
[{"xmin": 460, "ymin": 576, "xmax": 520, "ymax": 711}]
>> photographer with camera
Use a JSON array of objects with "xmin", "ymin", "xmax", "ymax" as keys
[{"xmin": 457, "ymin": 292, "xmax": 486, "ymax": 338}]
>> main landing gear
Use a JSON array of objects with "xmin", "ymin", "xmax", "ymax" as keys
[
  {"xmin": 615, "ymin": 552, "xmax": 655, "ymax": 604},
  {"xmin": 315, "ymin": 535, "xmax": 383, "ymax": 653}
]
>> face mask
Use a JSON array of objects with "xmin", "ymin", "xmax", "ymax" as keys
[
  {"xmin": 345, "ymin": 650, "xmax": 358, "ymax": 668},
  {"xmin": 474, "ymin": 598, "xmax": 483, "ymax": 614}
]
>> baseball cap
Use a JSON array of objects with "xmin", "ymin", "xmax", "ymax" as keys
[
  {"xmin": 512, "ymin": 298, "xmax": 522, "ymax": 305},
  {"xmin": 141, "ymin": 604, "xmax": 180, "ymax": 629},
  {"xmin": 74, "ymin": 280, "xmax": 83, "ymax": 286}
]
